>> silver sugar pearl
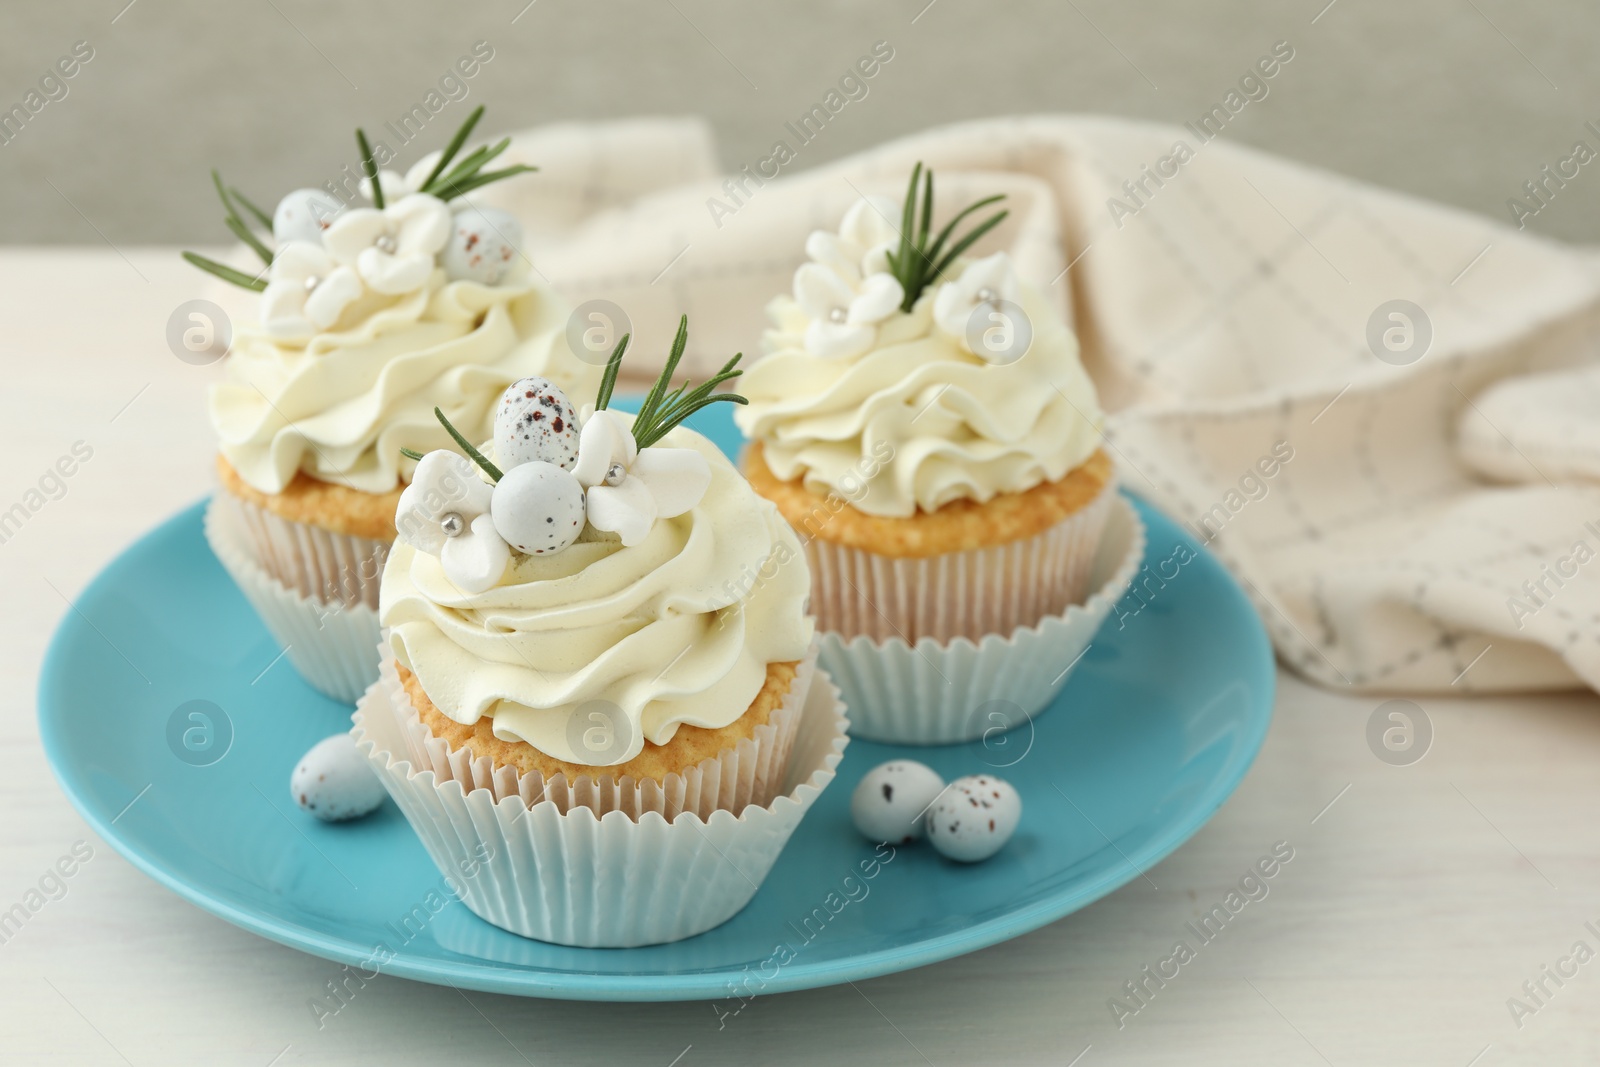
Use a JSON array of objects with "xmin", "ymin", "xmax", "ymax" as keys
[
  {"xmin": 828, "ymin": 307, "xmax": 848, "ymax": 324},
  {"xmin": 303, "ymin": 275, "xmax": 321, "ymax": 292},
  {"xmin": 440, "ymin": 512, "xmax": 465, "ymax": 537},
  {"xmin": 603, "ymin": 462, "xmax": 627, "ymax": 487},
  {"xmin": 374, "ymin": 233, "xmax": 397, "ymax": 253},
  {"xmin": 976, "ymin": 287, "xmax": 999, "ymax": 305}
]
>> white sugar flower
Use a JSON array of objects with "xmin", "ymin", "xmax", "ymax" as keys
[
  {"xmin": 795, "ymin": 264, "xmax": 904, "ymax": 359},
  {"xmin": 806, "ymin": 196, "xmax": 900, "ymax": 282},
  {"xmin": 260, "ymin": 242, "xmax": 364, "ymax": 341},
  {"xmin": 794, "ymin": 196, "xmax": 906, "ymax": 359},
  {"xmin": 571, "ymin": 409, "xmax": 710, "ymax": 547},
  {"xmin": 933, "ymin": 252, "xmax": 1025, "ymax": 360},
  {"xmin": 359, "ymin": 152, "xmax": 444, "ymax": 203},
  {"xmin": 324, "ymin": 192, "xmax": 452, "ymax": 296},
  {"xmin": 394, "ymin": 451, "xmax": 509, "ymax": 594}
]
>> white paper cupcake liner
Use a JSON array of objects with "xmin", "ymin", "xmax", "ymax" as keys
[
  {"xmin": 212, "ymin": 487, "xmax": 390, "ymax": 609},
  {"xmin": 204, "ymin": 497, "xmax": 382, "ymax": 704},
  {"xmin": 383, "ymin": 642, "xmax": 820, "ymax": 820},
  {"xmin": 820, "ymin": 495, "xmax": 1145, "ymax": 744},
  {"xmin": 352, "ymin": 653, "xmax": 850, "ymax": 947},
  {"xmin": 804, "ymin": 472, "xmax": 1117, "ymax": 645}
]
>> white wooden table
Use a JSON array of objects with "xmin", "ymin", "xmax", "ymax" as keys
[{"xmin": 5, "ymin": 249, "xmax": 1597, "ymax": 1066}]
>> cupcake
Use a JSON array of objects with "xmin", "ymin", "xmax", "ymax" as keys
[
  {"xmin": 735, "ymin": 164, "xmax": 1144, "ymax": 744},
  {"xmin": 194, "ymin": 108, "xmax": 599, "ymax": 702},
  {"xmin": 354, "ymin": 320, "xmax": 849, "ymax": 946}
]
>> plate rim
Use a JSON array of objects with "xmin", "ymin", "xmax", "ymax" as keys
[{"xmin": 38, "ymin": 493, "xmax": 1275, "ymax": 1002}]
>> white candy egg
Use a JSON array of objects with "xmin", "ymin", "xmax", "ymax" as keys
[
  {"xmin": 291, "ymin": 733, "xmax": 386, "ymax": 823},
  {"xmin": 442, "ymin": 204, "xmax": 522, "ymax": 285},
  {"xmin": 490, "ymin": 460, "xmax": 585, "ymax": 555},
  {"xmin": 273, "ymin": 187, "xmax": 344, "ymax": 246},
  {"xmin": 925, "ymin": 774, "xmax": 1022, "ymax": 863},
  {"xmin": 494, "ymin": 377, "xmax": 580, "ymax": 471},
  {"xmin": 850, "ymin": 760, "xmax": 945, "ymax": 844}
]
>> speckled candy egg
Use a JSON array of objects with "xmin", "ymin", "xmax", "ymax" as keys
[
  {"xmin": 491, "ymin": 460, "xmax": 585, "ymax": 555},
  {"xmin": 443, "ymin": 204, "xmax": 522, "ymax": 285},
  {"xmin": 850, "ymin": 760, "xmax": 946, "ymax": 844},
  {"xmin": 273, "ymin": 187, "xmax": 344, "ymax": 246},
  {"xmin": 494, "ymin": 377, "xmax": 580, "ymax": 471},
  {"xmin": 290, "ymin": 733, "xmax": 386, "ymax": 823},
  {"xmin": 925, "ymin": 774, "xmax": 1022, "ymax": 862}
]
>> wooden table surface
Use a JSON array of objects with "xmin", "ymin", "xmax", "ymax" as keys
[{"xmin": 5, "ymin": 249, "xmax": 1598, "ymax": 1066}]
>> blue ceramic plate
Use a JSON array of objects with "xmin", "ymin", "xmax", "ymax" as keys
[{"xmin": 38, "ymin": 406, "xmax": 1274, "ymax": 1002}]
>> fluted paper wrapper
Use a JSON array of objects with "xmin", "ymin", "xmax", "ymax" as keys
[
  {"xmin": 204, "ymin": 497, "xmax": 381, "ymax": 704},
  {"xmin": 352, "ymin": 653, "xmax": 849, "ymax": 947},
  {"xmin": 821, "ymin": 495, "xmax": 1145, "ymax": 744},
  {"xmin": 212, "ymin": 486, "xmax": 390, "ymax": 609},
  {"xmin": 805, "ymin": 472, "xmax": 1117, "ymax": 644},
  {"xmin": 384, "ymin": 643, "xmax": 819, "ymax": 820}
]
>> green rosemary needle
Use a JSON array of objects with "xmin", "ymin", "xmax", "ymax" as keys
[
  {"xmin": 181, "ymin": 251, "xmax": 267, "ymax": 292},
  {"xmin": 356, "ymin": 128, "xmax": 383, "ymax": 209},
  {"xmin": 623, "ymin": 316, "xmax": 746, "ymax": 450},
  {"xmin": 433, "ymin": 407, "xmax": 502, "ymax": 482},
  {"xmin": 887, "ymin": 162, "xmax": 1010, "ymax": 312}
]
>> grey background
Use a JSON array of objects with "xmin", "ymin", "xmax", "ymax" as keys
[{"xmin": 1, "ymin": 0, "xmax": 1597, "ymax": 245}]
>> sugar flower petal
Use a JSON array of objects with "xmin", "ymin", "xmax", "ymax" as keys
[
  {"xmin": 839, "ymin": 196, "xmax": 900, "ymax": 250},
  {"xmin": 629, "ymin": 447, "xmax": 711, "ymax": 518},
  {"xmin": 793, "ymin": 262, "xmax": 858, "ymax": 322},
  {"xmin": 848, "ymin": 272, "xmax": 905, "ymax": 325},
  {"xmin": 933, "ymin": 252, "xmax": 1023, "ymax": 353},
  {"xmin": 585, "ymin": 477, "xmax": 657, "ymax": 547},
  {"xmin": 439, "ymin": 513, "xmax": 511, "ymax": 593},
  {"xmin": 394, "ymin": 451, "xmax": 494, "ymax": 555},
  {"xmin": 323, "ymin": 208, "xmax": 388, "ymax": 266},
  {"xmin": 804, "ymin": 319, "xmax": 876, "ymax": 360},
  {"xmin": 573, "ymin": 409, "xmax": 637, "ymax": 487},
  {"xmin": 302, "ymin": 266, "xmax": 364, "ymax": 329}
]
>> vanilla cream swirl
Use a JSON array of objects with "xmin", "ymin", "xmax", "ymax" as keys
[
  {"xmin": 735, "ymin": 282, "xmax": 1104, "ymax": 518},
  {"xmin": 380, "ymin": 424, "xmax": 814, "ymax": 766},
  {"xmin": 211, "ymin": 267, "xmax": 598, "ymax": 495}
]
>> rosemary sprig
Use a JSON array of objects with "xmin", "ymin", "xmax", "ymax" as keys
[
  {"xmin": 624, "ymin": 316, "xmax": 747, "ymax": 449},
  {"xmin": 420, "ymin": 105, "xmax": 484, "ymax": 190},
  {"xmin": 212, "ymin": 169, "xmax": 273, "ymax": 266},
  {"xmin": 438, "ymin": 138, "xmax": 508, "ymax": 185},
  {"xmin": 632, "ymin": 316, "xmax": 690, "ymax": 438},
  {"xmin": 182, "ymin": 251, "xmax": 267, "ymax": 292},
  {"xmin": 210, "ymin": 170, "xmax": 245, "ymax": 229},
  {"xmin": 181, "ymin": 171, "xmax": 274, "ymax": 290},
  {"xmin": 595, "ymin": 333, "xmax": 631, "ymax": 411},
  {"xmin": 634, "ymin": 353, "xmax": 745, "ymax": 449},
  {"xmin": 230, "ymin": 187, "xmax": 274, "ymax": 230},
  {"xmin": 427, "ymin": 142, "xmax": 536, "ymax": 201},
  {"xmin": 884, "ymin": 162, "xmax": 1009, "ymax": 312},
  {"xmin": 431, "ymin": 164, "xmax": 539, "ymax": 201},
  {"xmin": 225, "ymin": 215, "xmax": 273, "ymax": 266},
  {"xmin": 434, "ymin": 406, "xmax": 502, "ymax": 482},
  {"xmin": 415, "ymin": 111, "xmax": 539, "ymax": 200},
  {"xmin": 356, "ymin": 128, "xmax": 383, "ymax": 209}
]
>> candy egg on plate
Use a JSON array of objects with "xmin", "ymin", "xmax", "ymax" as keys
[
  {"xmin": 850, "ymin": 760, "xmax": 946, "ymax": 844},
  {"xmin": 290, "ymin": 733, "xmax": 386, "ymax": 823},
  {"xmin": 925, "ymin": 774, "xmax": 1022, "ymax": 862}
]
